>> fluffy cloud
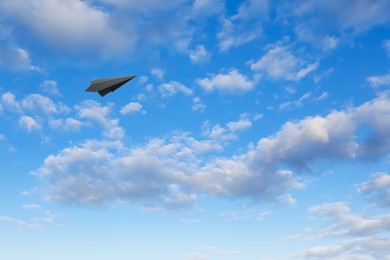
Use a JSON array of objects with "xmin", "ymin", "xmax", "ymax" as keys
[
  {"xmin": 197, "ymin": 69, "xmax": 254, "ymax": 93},
  {"xmin": 385, "ymin": 40, "xmax": 390, "ymax": 57},
  {"xmin": 19, "ymin": 115, "xmax": 41, "ymax": 132},
  {"xmin": 217, "ymin": 0, "xmax": 268, "ymax": 52},
  {"xmin": 34, "ymin": 128, "xmax": 302, "ymax": 207},
  {"xmin": 357, "ymin": 172, "xmax": 390, "ymax": 208},
  {"xmin": 151, "ymin": 68, "xmax": 165, "ymax": 80},
  {"xmin": 367, "ymin": 72, "xmax": 390, "ymax": 87},
  {"xmin": 189, "ymin": 45, "xmax": 210, "ymax": 63},
  {"xmin": 158, "ymin": 81, "xmax": 193, "ymax": 97},
  {"xmin": 289, "ymin": 201, "xmax": 390, "ymax": 259},
  {"xmin": 256, "ymin": 95, "xmax": 390, "ymax": 170},
  {"xmin": 40, "ymin": 80, "xmax": 60, "ymax": 96},
  {"xmin": 0, "ymin": 45, "xmax": 40, "ymax": 71},
  {"xmin": 192, "ymin": 0, "xmax": 223, "ymax": 17},
  {"xmin": 49, "ymin": 118, "xmax": 86, "ymax": 132},
  {"xmin": 34, "ymin": 95, "xmax": 390, "ymax": 208},
  {"xmin": 202, "ymin": 116, "xmax": 252, "ymax": 142},
  {"xmin": 21, "ymin": 94, "xmax": 58, "ymax": 115},
  {"xmin": 251, "ymin": 44, "xmax": 319, "ymax": 81},
  {"xmin": 192, "ymin": 97, "xmax": 206, "ymax": 112},
  {"xmin": 75, "ymin": 100, "xmax": 124, "ymax": 140},
  {"xmin": 1, "ymin": 92, "xmax": 22, "ymax": 113},
  {"xmin": 0, "ymin": 0, "xmax": 128, "ymax": 55},
  {"xmin": 1, "ymin": 92, "xmax": 68, "ymax": 116},
  {"xmin": 281, "ymin": 0, "xmax": 390, "ymax": 49},
  {"xmin": 120, "ymin": 102, "xmax": 144, "ymax": 115},
  {"xmin": 289, "ymin": 0, "xmax": 390, "ymax": 33}
]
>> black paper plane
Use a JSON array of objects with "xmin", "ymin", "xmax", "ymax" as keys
[{"xmin": 85, "ymin": 75, "xmax": 136, "ymax": 97}]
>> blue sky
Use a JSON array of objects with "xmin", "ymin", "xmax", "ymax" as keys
[{"xmin": 1, "ymin": 0, "xmax": 390, "ymax": 259}]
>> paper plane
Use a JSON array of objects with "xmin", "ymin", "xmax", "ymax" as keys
[{"xmin": 85, "ymin": 75, "xmax": 136, "ymax": 97}]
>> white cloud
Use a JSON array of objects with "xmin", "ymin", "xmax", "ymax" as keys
[
  {"xmin": 40, "ymin": 80, "xmax": 60, "ymax": 96},
  {"xmin": 367, "ymin": 72, "xmax": 390, "ymax": 87},
  {"xmin": 22, "ymin": 204, "xmax": 41, "ymax": 210},
  {"xmin": 75, "ymin": 100, "xmax": 124, "ymax": 139},
  {"xmin": 0, "ymin": 45, "xmax": 40, "ymax": 71},
  {"xmin": 218, "ymin": 18, "xmax": 261, "ymax": 52},
  {"xmin": 256, "ymin": 95, "xmax": 390, "ymax": 170},
  {"xmin": 0, "ymin": 216, "xmax": 42, "ymax": 230},
  {"xmin": 192, "ymin": 0, "xmax": 223, "ymax": 16},
  {"xmin": 1, "ymin": 92, "xmax": 68, "ymax": 117},
  {"xmin": 251, "ymin": 44, "xmax": 319, "ymax": 81},
  {"xmin": 217, "ymin": 0, "xmax": 268, "ymax": 52},
  {"xmin": 34, "ymin": 128, "xmax": 302, "ymax": 206},
  {"xmin": 151, "ymin": 68, "xmax": 165, "ymax": 80},
  {"xmin": 49, "ymin": 118, "xmax": 85, "ymax": 132},
  {"xmin": 34, "ymin": 95, "xmax": 390, "ymax": 207},
  {"xmin": 175, "ymin": 39, "xmax": 210, "ymax": 63},
  {"xmin": 0, "ymin": 0, "xmax": 128, "ymax": 55},
  {"xmin": 279, "ymin": 91, "xmax": 328, "ymax": 110},
  {"xmin": 357, "ymin": 172, "xmax": 390, "ymax": 208},
  {"xmin": 202, "ymin": 116, "xmax": 252, "ymax": 142},
  {"xmin": 159, "ymin": 81, "xmax": 193, "ymax": 97},
  {"xmin": 289, "ymin": 200, "xmax": 390, "ymax": 259},
  {"xmin": 189, "ymin": 45, "xmax": 210, "ymax": 63},
  {"xmin": 291, "ymin": 0, "xmax": 390, "ymax": 33},
  {"xmin": 385, "ymin": 40, "xmax": 390, "ymax": 57},
  {"xmin": 120, "ymin": 102, "xmax": 144, "ymax": 115},
  {"xmin": 290, "ymin": 238, "xmax": 390, "ymax": 260},
  {"xmin": 197, "ymin": 69, "xmax": 254, "ymax": 93},
  {"xmin": 192, "ymin": 97, "xmax": 206, "ymax": 112},
  {"xmin": 19, "ymin": 115, "xmax": 41, "ymax": 132},
  {"xmin": 1, "ymin": 92, "xmax": 22, "ymax": 113},
  {"xmin": 21, "ymin": 94, "xmax": 58, "ymax": 115}
]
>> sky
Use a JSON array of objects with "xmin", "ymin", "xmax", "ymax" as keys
[{"xmin": 1, "ymin": 0, "xmax": 390, "ymax": 259}]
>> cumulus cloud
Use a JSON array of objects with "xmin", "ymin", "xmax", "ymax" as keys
[
  {"xmin": 40, "ymin": 80, "xmax": 60, "ymax": 96},
  {"xmin": 19, "ymin": 115, "xmax": 41, "ymax": 132},
  {"xmin": 1, "ymin": 92, "xmax": 22, "ymax": 113},
  {"xmin": 197, "ymin": 69, "xmax": 254, "ymax": 93},
  {"xmin": 158, "ymin": 81, "xmax": 193, "ymax": 97},
  {"xmin": 357, "ymin": 172, "xmax": 390, "ymax": 208},
  {"xmin": 189, "ymin": 45, "xmax": 210, "ymax": 63},
  {"xmin": 289, "ymin": 201, "xmax": 390, "ymax": 259},
  {"xmin": 1, "ymin": 92, "xmax": 69, "ymax": 117},
  {"xmin": 367, "ymin": 72, "xmax": 390, "ymax": 87},
  {"xmin": 256, "ymin": 95, "xmax": 390, "ymax": 170},
  {"xmin": 289, "ymin": 0, "xmax": 390, "ymax": 33},
  {"xmin": 75, "ymin": 100, "xmax": 124, "ymax": 139},
  {"xmin": 21, "ymin": 94, "xmax": 58, "ymax": 115},
  {"xmin": 202, "ymin": 116, "xmax": 252, "ymax": 142},
  {"xmin": 251, "ymin": 44, "xmax": 319, "ymax": 81},
  {"xmin": 49, "ymin": 118, "xmax": 86, "ymax": 132},
  {"xmin": 217, "ymin": 0, "xmax": 268, "ymax": 52},
  {"xmin": 151, "ymin": 68, "xmax": 165, "ymax": 80},
  {"xmin": 0, "ymin": 0, "xmax": 128, "ymax": 55},
  {"xmin": 192, "ymin": 0, "xmax": 223, "ymax": 16},
  {"xmin": 192, "ymin": 97, "xmax": 206, "ymax": 112},
  {"xmin": 385, "ymin": 40, "xmax": 390, "ymax": 57},
  {"xmin": 120, "ymin": 102, "xmax": 144, "ymax": 115},
  {"xmin": 33, "ymin": 95, "xmax": 390, "ymax": 208},
  {"xmin": 0, "ymin": 45, "xmax": 40, "ymax": 71},
  {"xmin": 34, "ymin": 128, "xmax": 302, "ymax": 207},
  {"xmin": 281, "ymin": 0, "xmax": 390, "ymax": 49}
]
